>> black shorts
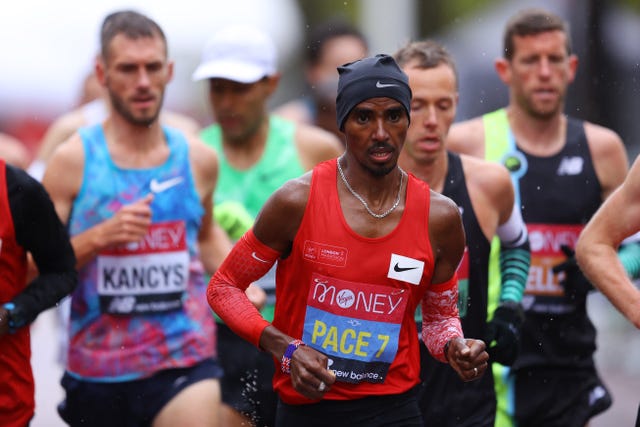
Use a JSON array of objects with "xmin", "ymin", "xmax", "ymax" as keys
[
  {"xmin": 217, "ymin": 322, "xmax": 278, "ymax": 427},
  {"xmin": 417, "ymin": 342, "xmax": 496, "ymax": 427},
  {"xmin": 276, "ymin": 386, "xmax": 423, "ymax": 427},
  {"xmin": 58, "ymin": 358, "xmax": 222, "ymax": 427},
  {"xmin": 514, "ymin": 367, "xmax": 612, "ymax": 427}
]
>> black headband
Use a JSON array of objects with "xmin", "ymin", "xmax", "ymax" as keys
[{"xmin": 336, "ymin": 54, "xmax": 412, "ymax": 131}]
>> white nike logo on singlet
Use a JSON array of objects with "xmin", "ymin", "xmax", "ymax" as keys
[{"xmin": 150, "ymin": 177, "xmax": 184, "ymax": 193}]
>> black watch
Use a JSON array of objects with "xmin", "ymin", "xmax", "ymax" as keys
[{"xmin": 3, "ymin": 302, "xmax": 26, "ymax": 334}]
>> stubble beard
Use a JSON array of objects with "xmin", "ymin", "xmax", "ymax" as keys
[
  {"xmin": 518, "ymin": 95, "xmax": 563, "ymax": 121},
  {"xmin": 109, "ymin": 90, "xmax": 163, "ymax": 128},
  {"xmin": 364, "ymin": 161, "xmax": 397, "ymax": 178},
  {"xmin": 528, "ymin": 104, "xmax": 561, "ymax": 121}
]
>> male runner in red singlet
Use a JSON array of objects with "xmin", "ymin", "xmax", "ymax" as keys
[
  {"xmin": 0, "ymin": 159, "xmax": 77, "ymax": 426},
  {"xmin": 208, "ymin": 53, "xmax": 488, "ymax": 426}
]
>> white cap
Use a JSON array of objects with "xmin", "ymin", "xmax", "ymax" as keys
[{"xmin": 192, "ymin": 25, "xmax": 277, "ymax": 83}]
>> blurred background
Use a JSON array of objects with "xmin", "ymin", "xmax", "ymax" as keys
[
  {"xmin": 2, "ymin": 0, "xmax": 639, "ymax": 158},
  {"xmin": 1, "ymin": 0, "xmax": 637, "ymax": 425}
]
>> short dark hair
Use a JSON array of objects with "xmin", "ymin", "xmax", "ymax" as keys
[
  {"xmin": 393, "ymin": 40, "xmax": 459, "ymax": 90},
  {"xmin": 503, "ymin": 8, "xmax": 571, "ymax": 60},
  {"xmin": 100, "ymin": 10, "xmax": 167, "ymax": 60},
  {"xmin": 306, "ymin": 18, "xmax": 368, "ymax": 66}
]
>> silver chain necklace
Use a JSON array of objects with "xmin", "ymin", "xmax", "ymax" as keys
[{"xmin": 337, "ymin": 157, "xmax": 404, "ymax": 219}]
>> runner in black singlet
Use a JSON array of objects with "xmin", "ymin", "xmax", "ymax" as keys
[
  {"xmin": 447, "ymin": 9, "xmax": 630, "ymax": 427},
  {"xmin": 395, "ymin": 40, "xmax": 530, "ymax": 427}
]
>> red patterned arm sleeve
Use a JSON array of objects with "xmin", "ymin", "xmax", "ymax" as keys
[
  {"xmin": 421, "ymin": 273, "xmax": 464, "ymax": 363},
  {"xmin": 207, "ymin": 229, "xmax": 280, "ymax": 347}
]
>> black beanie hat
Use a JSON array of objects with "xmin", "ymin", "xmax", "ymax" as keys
[{"xmin": 336, "ymin": 54, "xmax": 412, "ymax": 131}]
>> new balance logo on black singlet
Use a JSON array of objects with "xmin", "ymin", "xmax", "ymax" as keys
[{"xmin": 556, "ymin": 156, "xmax": 583, "ymax": 176}]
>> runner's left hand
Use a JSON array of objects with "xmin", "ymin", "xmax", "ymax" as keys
[{"xmin": 446, "ymin": 337, "xmax": 488, "ymax": 382}]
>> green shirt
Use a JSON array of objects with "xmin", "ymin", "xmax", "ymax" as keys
[{"xmin": 201, "ymin": 115, "xmax": 305, "ymax": 219}]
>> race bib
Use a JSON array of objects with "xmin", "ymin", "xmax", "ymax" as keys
[
  {"xmin": 303, "ymin": 273, "xmax": 409, "ymax": 384},
  {"xmin": 97, "ymin": 220, "xmax": 189, "ymax": 315},
  {"xmin": 525, "ymin": 224, "xmax": 583, "ymax": 296}
]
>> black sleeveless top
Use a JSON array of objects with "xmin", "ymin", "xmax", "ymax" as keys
[
  {"xmin": 511, "ymin": 117, "xmax": 601, "ymax": 370},
  {"xmin": 442, "ymin": 152, "xmax": 492, "ymax": 339},
  {"xmin": 418, "ymin": 152, "xmax": 496, "ymax": 426}
]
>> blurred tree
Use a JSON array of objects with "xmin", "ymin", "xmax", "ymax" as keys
[
  {"xmin": 297, "ymin": 0, "xmax": 359, "ymax": 30},
  {"xmin": 416, "ymin": 0, "xmax": 501, "ymax": 36},
  {"xmin": 573, "ymin": 0, "xmax": 640, "ymax": 156},
  {"xmin": 621, "ymin": 0, "xmax": 640, "ymax": 12}
]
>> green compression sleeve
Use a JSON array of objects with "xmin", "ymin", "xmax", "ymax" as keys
[{"xmin": 499, "ymin": 243, "xmax": 531, "ymax": 303}]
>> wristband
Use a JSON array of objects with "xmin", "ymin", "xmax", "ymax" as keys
[{"xmin": 281, "ymin": 339, "xmax": 305, "ymax": 374}]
